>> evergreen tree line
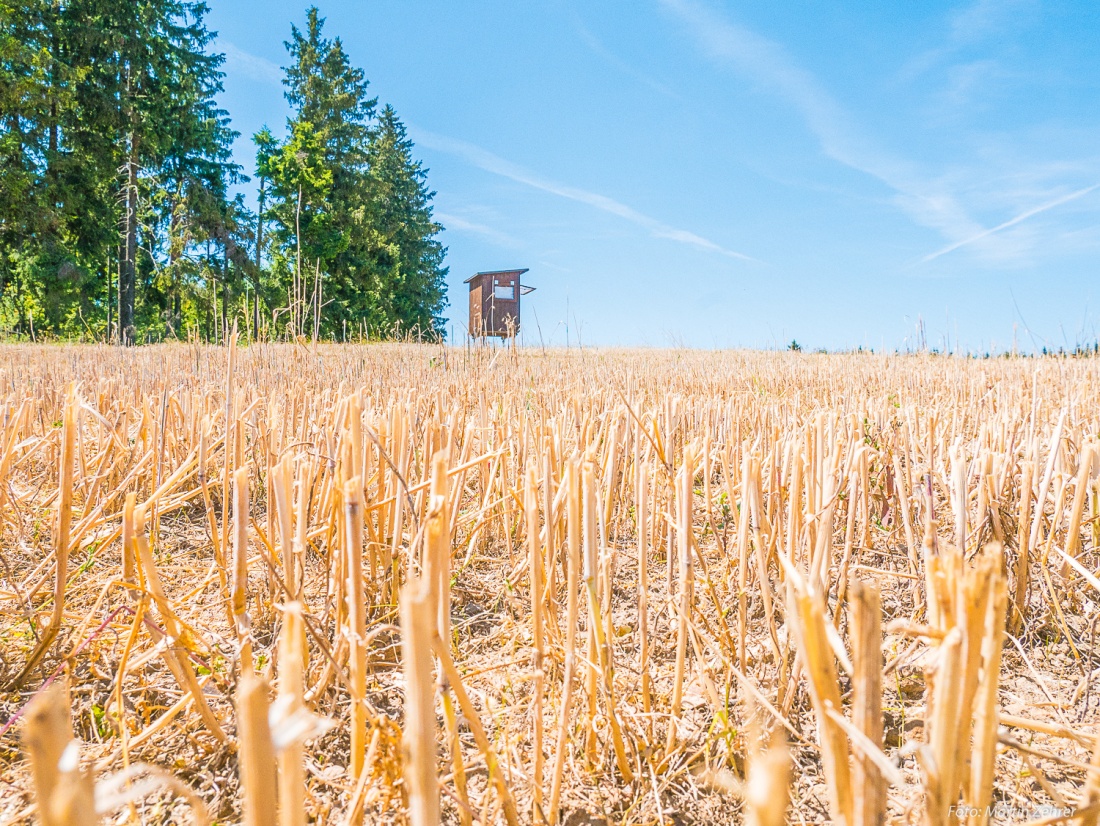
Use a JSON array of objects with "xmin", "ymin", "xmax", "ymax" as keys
[{"xmin": 0, "ymin": 2, "xmax": 448, "ymax": 343}]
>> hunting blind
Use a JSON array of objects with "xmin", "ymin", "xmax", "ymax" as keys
[{"xmin": 465, "ymin": 268, "xmax": 534, "ymax": 338}]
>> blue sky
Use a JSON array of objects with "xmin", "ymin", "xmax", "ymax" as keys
[{"xmin": 207, "ymin": 0, "xmax": 1100, "ymax": 351}]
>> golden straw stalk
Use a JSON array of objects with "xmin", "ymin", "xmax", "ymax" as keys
[{"xmin": 401, "ymin": 580, "xmax": 440, "ymax": 826}]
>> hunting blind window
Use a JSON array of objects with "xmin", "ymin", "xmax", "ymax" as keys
[{"xmin": 494, "ymin": 283, "xmax": 515, "ymax": 300}]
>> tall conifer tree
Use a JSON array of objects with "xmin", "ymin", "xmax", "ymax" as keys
[{"xmin": 262, "ymin": 7, "xmax": 448, "ymax": 339}]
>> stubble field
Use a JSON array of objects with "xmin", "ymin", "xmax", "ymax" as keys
[{"xmin": 0, "ymin": 343, "xmax": 1098, "ymax": 826}]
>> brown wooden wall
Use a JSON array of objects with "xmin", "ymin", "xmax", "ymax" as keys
[
  {"xmin": 469, "ymin": 283, "xmax": 483, "ymax": 335},
  {"xmin": 469, "ymin": 271, "xmax": 521, "ymax": 336}
]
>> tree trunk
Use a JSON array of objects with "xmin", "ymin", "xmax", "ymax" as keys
[
  {"xmin": 255, "ymin": 178, "xmax": 265, "ymax": 273},
  {"xmin": 106, "ymin": 253, "xmax": 112, "ymax": 342},
  {"xmin": 295, "ymin": 185, "xmax": 302, "ymax": 337},
  {"xmin": 47, "ymin": 1, "xmax": 58, "ymax": 173},
  {"xmin": 166, "ymin": 190, "xmax": 181, "ymax": 338},
  {"xmin": 254, "ymin": 177, "xmax": 265, "ymax": 334},
  {"xmin": 222, "ymin": 244, "xmax": 229, "ymax": 341},
  {"xmin": 115, "ymin": 244, "xmax": 121, "ymax": 342},
  {"xmin": 312, "ymin": 258, "xmax": 321, "ymax": 343},
  {"xmin": 120, "ymin": 135, "xmax": 139, "ymax": 344}
]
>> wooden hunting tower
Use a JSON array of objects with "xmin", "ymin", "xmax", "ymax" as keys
[{"xmin": 465, "ymin": 269, "xmax": 533, "ymax": 338}]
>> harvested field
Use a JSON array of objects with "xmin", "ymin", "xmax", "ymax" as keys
[{"xmin": 0, "ymin": 342, "xmax": 1098, "ymax": 825}]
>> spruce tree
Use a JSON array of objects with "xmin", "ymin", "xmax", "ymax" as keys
[
  {"xmin": 273, "ymin": 6, "xmax": 376, "ymax": 337},
  {"xmin": 103, "ymin": 0, "xmax": 238, "ymax": 342},
  {"xmin": 0, "ymin": 0, "xmax": 238, "ymax": 341},
  {"xmin": 2, "ymin": 2, "xmax": 450, "ymax": 341},
  {"xmin": 262, "ymin": 7, "xmax": 448, "ymax": 340},
  {"xmin": 0, "ymin": 0, "xmax": 103, "ymax": 335},
  {"xmin": 365, "ymin": 105, "xmax": 447, "ymax": 336}
]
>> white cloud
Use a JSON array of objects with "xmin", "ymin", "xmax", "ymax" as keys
[
  {"xmin": 414, "ymin": 128, "xmax": 758, "ymax": 262},
  {"xmin": 221, "ymin": 42, "xmax": 283, "ymax": 87},
  {"xmin": 574, "ymin": 23, "xmax": 678, "ymax": 99},
  {"xmin": 659, "ymin": 0, "xmax": 1100, "ymax": 267},
  {"xmin": 939, "ymin": 59, "xmax": 1005, "ymax": 110},
  {"xmin": 900, "ymin": 0, "xmax": 1035, "ymax": 82},
  {"xmin": 659, "ymin": 0, "xmax": 988, "ymax": 246},
  {"xmin": 435, "ymin": 212, "xmax": 522, "ymax": 249},
  {"xmin": 949, "ymin": 0, "xmax": 1036, "ymax": 45},
  {"xmin": 920, "ymin": 182, "xmax": 1100, "ymax": 263}
]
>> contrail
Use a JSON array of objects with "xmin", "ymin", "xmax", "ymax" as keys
[{"xmin": 920, "ymin": 182, "xmax": 1100, "ymax": 263}]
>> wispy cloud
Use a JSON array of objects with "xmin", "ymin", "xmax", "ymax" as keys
[
  {"xmin": 938, "ymin": 59, "xmax": 1006, "ymax": 111},
  {"xmin": 574, "ymin": 23, "xmax": 678, "ymax": 98},
  {"xmin": 221, "ymin": 42, "xmax": 283, "ymax": 87},
  {"xmin": 435, "ymin": 211, "xmax": 522, "ymax": 248},
  {"xmin": 659, "ymin": 0, "xmax": 989, "ymax": 246},
  {"xmin": 414, "ymin": 128, "xmax": 758, "ymax": 262},
  {"xmin": 659, "ymin": 0, "xmax": 1100, "ymax": 267},
  {"xmin": 899, "ymin": 0, "xmax": 1035, "ymax": 82},
  {"xmin": 919, "ymin": 182, "xmax": 1100, "ymax": 263},
  {"xmin": 659, "ymin": 0, "xmax": 847, "ymax": 159},
  {"xmin": 949, "ymin": 0, "xmax": 1036, "ymax": 46}
]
